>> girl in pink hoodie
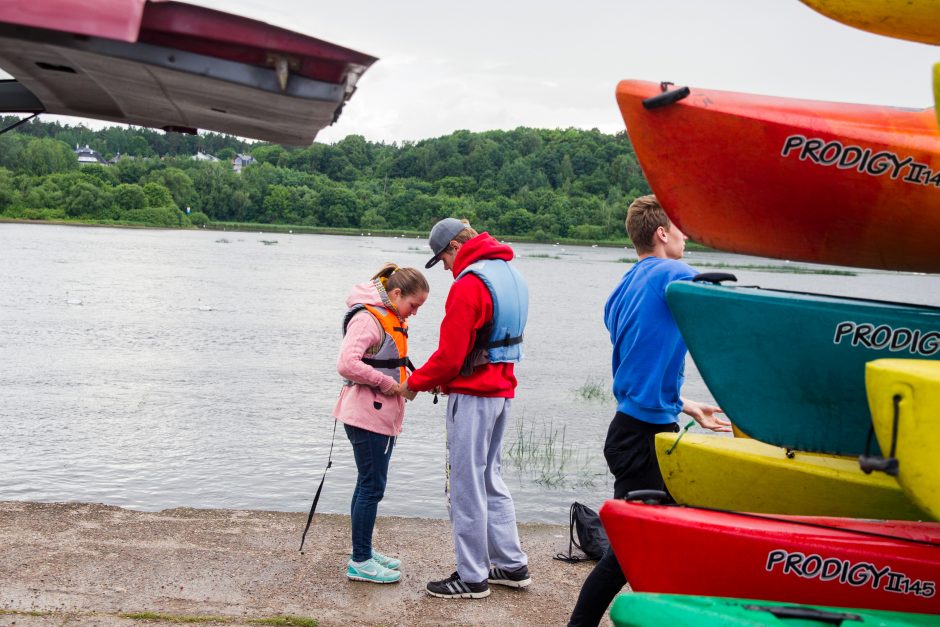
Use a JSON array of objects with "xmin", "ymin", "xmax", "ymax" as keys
[{"xmin": 336, "ymin": 263, "xmax": 429, "ymax": 584}]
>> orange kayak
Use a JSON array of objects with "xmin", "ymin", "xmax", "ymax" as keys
[{"xmin": 616, "ymin": 80, "xmax": 940, "ymax": 273}]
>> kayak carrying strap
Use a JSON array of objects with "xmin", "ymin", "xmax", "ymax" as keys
[
  {"xmin": 858, "ymin": 394, "xmax": 900, "ymax": 477},
  {"xmin": 299, "ymin": 418, "xmax": 338, "ymax": 553}
]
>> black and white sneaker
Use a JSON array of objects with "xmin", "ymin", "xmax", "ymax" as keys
[
  {"xmin": 488, "ymin": 565, "xmax": 531, "ymax": 588},
  {"xmin": 426, "ymin": 572, "xmax": 491, "ymax": 599}
]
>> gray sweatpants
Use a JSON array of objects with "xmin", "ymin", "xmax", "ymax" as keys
[{"xmin": 445, "ymin": 393, "xmax": 528, "ymax": 583}]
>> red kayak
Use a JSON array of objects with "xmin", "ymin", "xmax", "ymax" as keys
[
  {"xmin": 599, "ymin": 499, "xmax": 940, "ymax": 615},
  {"xmin": 615, "ymin": 80, "xmax": 940, "ymax": 273},
  {"xmin": 0, "ymin": 1, "xmax": 377, "ymax": 144}
]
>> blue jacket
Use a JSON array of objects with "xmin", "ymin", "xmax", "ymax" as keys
[{"xmin": 604, "ymin": 257, "xmax": 696, "ymax": 424}]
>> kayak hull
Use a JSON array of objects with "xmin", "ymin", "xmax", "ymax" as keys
[
  {"xmin": 655, "ymin": 432, "xmax": 925, "ymax": 520},
  {"xmin": 615, "ymin": 79, "xmax": 940, "ymax": 273},
  {"xmin": 867, "ymin": 359, "xmax": 940, "ymax": 522},
  {"xmin": 665, "ymin": 281, "xmax": 940, "ymax": 456},
  {"xmin": 599, "ymin": 499, "xmax": 940, "ymax": 614},
  {"xmin": 610, "ymin": 593, "xmax": 940, "ymax": 627}
]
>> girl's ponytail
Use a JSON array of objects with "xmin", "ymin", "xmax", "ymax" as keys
[{"xmin": 372, "ymin": 262, "xmax": 429, "ymax": 296}]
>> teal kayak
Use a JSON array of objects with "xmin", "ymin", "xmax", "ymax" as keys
[
  {"xmin": 610, "ymin": 593, "xmax": 940, "ymax": 626},
  {"xmin": 665, "ymin": 281, "xmax": 940, "ymax": 456}
]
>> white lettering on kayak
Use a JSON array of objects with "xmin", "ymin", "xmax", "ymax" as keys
[
  {"xmin": 832, "ymin": 321, "xmax": 939, "ymax": 356},
  {"xmin": 766, "ymin": 549, "xmax": 936, "ymax": 598},
  {"xmin": 781, "ymin": 135, "xmax": 940, "ymax": 188}
]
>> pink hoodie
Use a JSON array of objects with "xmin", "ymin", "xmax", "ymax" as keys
[{"xmin": 332, "ymin": 280, "xmax": 406, "ymax": 436}]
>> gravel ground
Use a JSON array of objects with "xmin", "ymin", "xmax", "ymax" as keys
[{"xmin": 0, "ymin": 502, "xmax": 614, "ymax": 626}]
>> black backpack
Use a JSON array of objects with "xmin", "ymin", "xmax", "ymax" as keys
[{"xmin": 554, "ymin": 502, "xmax": 610, "ymax": 563}]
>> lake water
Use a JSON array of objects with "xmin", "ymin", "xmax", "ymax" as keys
[{"xmin": 1, "ymin": 223, "xmax": 937, "ymax": 524}]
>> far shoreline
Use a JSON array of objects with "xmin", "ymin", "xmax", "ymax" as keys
[{"xmin": 0, "ymin": 216, "xmax": 721, "ymax": 252}]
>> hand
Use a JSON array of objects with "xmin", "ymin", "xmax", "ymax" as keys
[
  {"xmin": 400, "ymin": 380, "xmax": 418, "ymax": 401},
  {"xmin": 681, "ymin": 398, "xmax": 732, "ymax": 433}
]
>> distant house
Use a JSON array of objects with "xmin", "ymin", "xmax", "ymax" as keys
[
  {"xmin": 74, "ymin": 144, "xmax": 107, "ymax": 165},
  {"xmin": 192, "ymin": 149, "xmax": 220, "ymax": 162},
  {"xmin": 232, "ymin": 153, "xmax": 255, "ymax": 173}
]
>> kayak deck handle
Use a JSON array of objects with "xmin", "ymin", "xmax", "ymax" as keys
[
  {"xmin": 692, "ymin": 272, "xmax": 737, "ymax": 284},
  {"xmin": 743, "ymin": 605, "xmax": 862, "ymax": 624},
  {"xmin": 859, "ymin": 394, "xmax": 901, "ymax": 477},
  {"xmin": 623, "ymin": 489, "xmax": 670, "ymax": 504},
  {"xmin": 642, "ymin": 83, "xmax": 690, "ymax": 110}
]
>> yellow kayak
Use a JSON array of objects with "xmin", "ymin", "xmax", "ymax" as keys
[
  {"xmin": 799, "ymin": 0, "xmax": 940, "ymax": 46},
  {"xmin": 866, "ymin": 359, "xmax": 940, "ymax": 522},
  {"xmin": 655, "ymin": 432, "xmax": 926, "ymax": 520},
  {"xmin": 934, "ymin": 63, "xmax": 940, "ymax": 130}
]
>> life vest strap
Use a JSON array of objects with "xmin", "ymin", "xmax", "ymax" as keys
[
  {"xmin": 483, "ymin": 334, "xmax": 523, "ymax": 349},
  {"xmin": 362, "ymin": 356, "xmax": 410, "ymax": 369}
]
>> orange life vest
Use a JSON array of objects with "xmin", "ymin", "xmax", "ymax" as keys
[{"xmin": 343, "ymin": 304, "xmax": 410, "ymax": 383}]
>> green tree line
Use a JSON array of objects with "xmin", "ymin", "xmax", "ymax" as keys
[{"xmin": 0, "ymin": 116, "xmax": 651, "ymax": 240}]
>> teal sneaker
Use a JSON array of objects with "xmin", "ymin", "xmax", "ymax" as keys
[
  {"xmin": 372, "ymin": 549, "xmax": 401, "ymax": 570},
  {"xmin": 347, "ymin": 558, "xmax": 401, "ymax": 584}
]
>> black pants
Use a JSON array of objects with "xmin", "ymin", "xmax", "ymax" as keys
[{"xmin": 567, "ymin": 413, "xmax": 679, "ymax": 627}]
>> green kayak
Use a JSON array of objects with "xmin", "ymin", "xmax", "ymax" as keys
[
  {"xmin": 610, "ymin": 593, "xmax": 939, "ymax": 626},
  {"xmin": 665, "ymin": 281, "xmax": 940, "ymax": 456}
]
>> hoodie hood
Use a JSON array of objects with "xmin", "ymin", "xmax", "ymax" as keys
[
  {"xmin": 451, "ymin": 232, "xmax": 514, "ymax": 277},
  {"xmin": 345, "ymin": 278, "xmax": 396, "ymax": 311}
]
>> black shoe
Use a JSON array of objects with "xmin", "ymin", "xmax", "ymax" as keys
[
  {"xmin": 488, "ymin": 565, "xmax": 531, "ymax": 588},
  {"xmin": 426, "ymin": 571, "xmax": 491, "ymax": 599}
]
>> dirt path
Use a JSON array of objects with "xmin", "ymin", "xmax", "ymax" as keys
[{"xmin": 0, "ymin": 502, "xmax": 613, "ymax": 626}]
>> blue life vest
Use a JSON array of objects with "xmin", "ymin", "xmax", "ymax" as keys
[{"xmin": 456, "ymin": 259, "xmax": 528, "ymax": 369}]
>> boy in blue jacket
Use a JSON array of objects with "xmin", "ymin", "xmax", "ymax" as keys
[{"xmin": 568, "ymin": 195, "xmax": 731, "ymax": 627}]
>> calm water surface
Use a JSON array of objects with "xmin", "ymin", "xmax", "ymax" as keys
[{"xmin": 1, "ymin": 223, "xmax": 937, "ymax": 523}]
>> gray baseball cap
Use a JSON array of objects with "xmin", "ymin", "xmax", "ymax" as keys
[{"xmin": 425, "ymin": 218, "xmax": 467, "ymax": 268}]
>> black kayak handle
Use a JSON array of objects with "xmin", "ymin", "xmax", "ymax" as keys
[
  {"xmin": 692, "ymin": 272, "xmax": 737, "ymax": 284},
  {"xmin": 624, "ymin": 489, "xmax": 670, "ymax": 503},
  {"xmin": 642, "ymin": 85, "xmax": 690, "ymax": 110},
  {"xmin": 743, "ymin": 605, "xmax": 862, "ymax": 624}
]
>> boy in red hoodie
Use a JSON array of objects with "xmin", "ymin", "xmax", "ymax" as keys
[{"xmin": 404, "ymin": 218, "xmax": 531, "ymax": 599}]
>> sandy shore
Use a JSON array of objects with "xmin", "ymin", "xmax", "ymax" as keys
[{"xmin": 0, "ymin": 501, "xmax": 613, "ymax": 626}]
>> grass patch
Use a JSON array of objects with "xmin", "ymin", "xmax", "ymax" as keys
[
  {"xmin": 504, "ymin": 413, "xmax": 597, "ymax": 488},
  {"xmin": 616, "ymin": 258, "xmax": 855, "ymax": 276},
  {"xmin": 120, "ymin": 612, "xmax": 233, "ymax": 623},
  {"xmin": 577, "ymin": 378, "xmax": 610, "ymax": 402},
  {"xmin": 0, "ymin": 609, "xmax": 53, "ymax": 617},
  {"xmin": 691, "ymin": 261, "xmax": 856, "ymax": 276}
]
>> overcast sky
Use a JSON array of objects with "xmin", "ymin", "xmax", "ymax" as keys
[{"xmin": 19, "ymin": 0, "xmax": 940, "ymax": 144}]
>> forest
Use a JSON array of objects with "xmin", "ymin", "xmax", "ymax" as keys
[{"xmin": 0, "ymin": 116, "xmax": 651, "ymax": 241}]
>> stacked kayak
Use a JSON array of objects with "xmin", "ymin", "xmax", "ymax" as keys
[
  {"xmin": 615, "ymin": 79, "xmax": 940, "ymax": 273},
  {"xmin": 664, "ymin": 280, "xmax": 940, "ymax": 456},
  {"xmin": 799, "ymin": 0, "xmax": 940, "ymax": 46},
  {"xmin": 610, "ymin": 593, "xmax": 940, "ymax": 627},
  {"xmin": 0, "ymin": 0, "xmax": 377, "ymax": 144},
  {"xmin": 654, "ymin": 432, "xmax": 925, "ymax": 520},
  {"xmin": 867, "ymin": 360, "xmax": 940, "ymax": 521},
  {"xmin": 599, "ymin": 499, "xmax": 940, "ymax": 615}
]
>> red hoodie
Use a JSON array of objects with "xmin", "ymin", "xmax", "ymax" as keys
[{"xmin": 407, "ymin": 233, "xmax": 519, "ymax": 397}]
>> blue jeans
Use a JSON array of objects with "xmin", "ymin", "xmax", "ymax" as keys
[{"xmin": 345, "ymin": 423, "xmax": 394, "ymax": 563}]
